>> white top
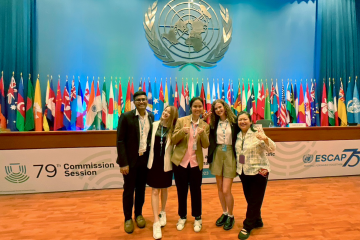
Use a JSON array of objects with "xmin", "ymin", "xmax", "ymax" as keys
[
  {"xmin": 136, "ymin": 109, "xmax": 150, "ymax": 153},
  {"xmin": 216, "ymin": 119, "xmax": 232, "ymax": 145},
  {"xmin": 235, "ymin": 130, "xmax": 276, "ymax": 175}
]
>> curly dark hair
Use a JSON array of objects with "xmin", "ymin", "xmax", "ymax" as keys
[{"xmin": 210, "ymin": 99, "xmax": 236, "ymax": 129}]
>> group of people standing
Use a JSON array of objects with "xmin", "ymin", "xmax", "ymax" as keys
[{"xmin": 116, "ymin": 91, "xmax": 276, "ymax": 240}]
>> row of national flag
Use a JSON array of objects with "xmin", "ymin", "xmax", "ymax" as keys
[{"xmin": 1, "ymin": 74, "xmax": 359, "ymax": 131}]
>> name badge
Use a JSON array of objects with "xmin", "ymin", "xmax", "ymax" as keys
[
  {"xmin": 192, "ymin": 143, "xmax": 197, "ymax": 150},
  {"xmin": 222, "ymin": 144, "xmax": 227, "ymax": 151},
  {"xmin": 239, "ymin": 154, "xmax": 245, "ymax": 164}
]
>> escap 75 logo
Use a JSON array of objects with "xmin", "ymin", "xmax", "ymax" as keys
[{"xmin": 342, "ymin": 149, "xmax": 360, "ymax": 167}]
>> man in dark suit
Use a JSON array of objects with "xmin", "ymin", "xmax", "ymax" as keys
[{"xmin": 116, "ymin": 91, "xmax": 154, "ymax": 234}]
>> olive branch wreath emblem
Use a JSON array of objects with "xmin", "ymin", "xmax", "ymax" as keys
[{"xmin": 143, "ymin": 1, "xmax": 232, "ymax": 70}]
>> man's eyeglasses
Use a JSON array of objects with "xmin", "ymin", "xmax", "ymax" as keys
[{"xmin": 135, "ymin": 98, "xmax": 147, "ymax": 102}]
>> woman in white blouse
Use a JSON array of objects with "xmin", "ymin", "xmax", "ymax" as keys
[{"xmin": 235, "ymin": 111, "xmax": 276, "ymax": 240}]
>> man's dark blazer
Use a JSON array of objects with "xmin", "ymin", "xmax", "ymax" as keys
[
  {"xmin": 116, "ymin": 109, "xmax": 154, "ymax": 168},
  {"xmin": 207, "ymin": 121, "xmax": 240, "ymax": 164}
]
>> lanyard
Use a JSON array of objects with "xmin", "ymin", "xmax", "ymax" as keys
[
  {"xmin": 241, "ymin": 133, "xmax": 246, "ymax": 151},
  {"xmin": 160, "ymin": 125, "xmax": 168, "ymax": 153},
  {"xmin": 191, "ymin": 122, "xmax": 198, "ymax": 139},
  {"xmin": 219, "ymin": 121, "xmax": 228, "ymax": 144}
]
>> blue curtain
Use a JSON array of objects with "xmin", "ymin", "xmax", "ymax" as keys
[
  {"xmin": 0, "ymin": 0, "xmax": 36, "ymax": 89},
  {"xmin": 314, "ymin": 0, "xmax": 360, "ymax": 96}
]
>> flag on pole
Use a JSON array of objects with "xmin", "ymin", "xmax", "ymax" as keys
[
  {"xmin": 138, "ymin": 78, "xmax": 142, "ymax": 91},
  {"xmin": 54, "ymin": 79, "xmax": 64, "ymax": 131},
  {"xmin": 114, "ymin": 78, "xmax": 119, "ymax": 129},
  {"xmin": 280, "ymin": 82, "xmax": 287, "ymax": 127},
  {"xmin": 315, "ymin": 80, "xmax": 321, "ymax": 126},
  {"xmin": 294, "ymin": 82, "xmax": 299, "ymax": 121},
  {"xmin": 119, "ymin": 79, "xmax": 123, "ymax": 117},
  {"xmin": 196, "ymin": 80, "xmax": 200, "ymax": 97},
  {"xmin": 169, "ymin": 78, "xmax": 174, "ymax": 106},
  {"xmin": 107, "ymin": 81, "xmax": 114, "ymax": 130},
  {"xmin": 130, "ymin": 80, "xmax": 135, "ymax": 110},
  {"xmin": 227, "ymin": 81, "xmax": 231, "ymax": 105},
  {"xmin": 185, "ymin": 81, "xmax": 190, "ymax": 115},
  {"xmin": 346, "ymin": 78, "xmax": 354, "ymax": 124},
  {"xmin": 156, "ymin": 79, "xmax": 163, "ymax": 121},
  {"xmin": 16, "ymin": 77, "xmax": 25, "ymax": 131},
  {"xmin": 327, "ymin": 79, "xmax": 335, "ymax": 126},
  {"xmin": 321, "ymin": 81, "xmax": 329, "ymax": 126},
  {"xmin": 174, "ymin": 81, "xmax": 179, "ymax": 109},
  {"xmin": 211, "ymin": 79, "xmax": 216, "ymax": 104},
  {"xmin": 234, "ymin": 82, "xmax": 242, "ymax": 113},
  {"xmin": 101, "ymin": 79, "xmax": 108, "ymax": 129},
  {"xmin": 270, "ymin": 81, "xmax": 279, "ymax": 126},
  {"xmin": 0, "ymin": 73, "xmax": 6, "ymax": 129},
  {"xmin": 84, "ymin": 78, "xmax": 90, "ymax": 115},
  {"xmin": 200, "ymin": 82, "xmax": 206, "ymax": 107},
  {"xmin": 164, "ymin": 79, "xmax": 169, "ymax": 109},
  {"xmin": 264, "ymin": 82, "xmax": 271, "ymax": 120},
  {"xmin": 242, "ymin": 82, "xmax": 247, "ymax": 112},
  {"xmin": 257, "ymin": 82, "xmax": 265, "ymax": 120},
  {"xmin": 179, "ymin": 83, "xmax": 186, "ymax": 117},
  {"xmin": 353, "ymin": 79, "xmax": 360, "ymax": 123},
  {"xmin": 24, "ymin": 76, "xmax": 35, "ymax": 130},
  {"xmin": 33, "ymin": 77, "xmax": 42, "ymax": 131},
  {"xmin": 231, "ymin": 82, "xmax": 235, "ymax": 113},
  {"xmin": 125, "ymin": 80, "xmax": 131, "ymax": 112},
  {"xmin": 251, "ymin": 83, "xmax": 257, "ymax": 123},
  {"xmin": 338, "ymin": 79, "xmax": 347, "ymax": 126},
  {"xmin": 94, "ymin": 80, "xmax": 102, "ymax": 129},
  {"xmin": 206, "ymin": 81, "xmax": 211, "ymax": 123},
  {"xmin": 7, "ymin": 75, "xmax": 18, "ymax": 131},
  {"xmin": 305, "ymin": 81, "xmax": 311, "ymax": 127},
  {"xmin": 191, "ymin": 79, "xmax": 195, "ymax": 99},
  {"xmin": 62, "ymin": 80, "xmax": 71, "ymax": 130},
  {"xmin": 298, "ymin": 82, "xmax": 305, "ymax": 124},
  {"xmin": 143, "ymin": 80, "xmax": 146, "ymax": 93},
  {"xmin": 147, "ymin": 79, "xmax": 153, "ymax": 113},
  {"xmin": 217, "ymin": 79, "xmax": 220, "ymax": 100},
  {"xmin": 43, "ymin": 80, "xmax": 50, "ymax": 131},
  {"xmin": 221, "ymin": 80, "xmax": 225, "ymax": 101},
  {"xmin": 310, "ymin": 80, "xmax": 316, "ymax": 126},
  {"xmin": 76, "ymin": 81, "xmax": 85, "ymax": 130},
  {"xmin": 333, "ymin": 79, "xmax": 339, "ymax": 126},
  {"xmin": 85, "ymin": 80, "xmax": 96, "ymax": 129},
  {"xmin": 70, "ymin": 78, "xmax": 77, "ymax": 130}
]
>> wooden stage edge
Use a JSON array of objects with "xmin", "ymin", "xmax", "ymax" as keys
[{"xmin": 1, "ymin": 126, "xmax": 359, "ymax": 150}]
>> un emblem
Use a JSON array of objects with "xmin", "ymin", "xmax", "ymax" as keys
[
  {"xmin": 144, "ymin": 0, "xmax": 232, "ymax": 70},
  {"xmin": 303, "ymin": 154, "xmax": 314, "ymax": 164},
  {"xmin": 5, "ymin": 163, "xmax": 30, "ymax": 183}
]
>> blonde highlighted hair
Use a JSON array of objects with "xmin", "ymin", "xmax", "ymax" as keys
[{"xmin": 160, "ymin": 106, "xmax": 179, "ymax": 143}]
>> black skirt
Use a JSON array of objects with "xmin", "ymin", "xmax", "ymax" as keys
[{"xmin": 147, "ymin": 127, "xmax": 173, "ymax": 188}]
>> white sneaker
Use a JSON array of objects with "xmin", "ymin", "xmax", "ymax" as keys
[
  {"xmin": 159, "ymin": 211, "xmax": 167, "ymax": 227},
  {"xmin": 194, "ymin": 219, "xmax": 202, "ymax": 232},
  {"xmin": 176, "ymin": 218, "xmax": 186, "ymax": 231},
  {"xmin": 153, "ymin": 221, "xmax": 162, "ymax": 239}
]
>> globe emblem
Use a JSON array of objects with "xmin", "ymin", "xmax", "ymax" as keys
[
  {"xmin": 158, "ymin": 0, "xmax": 220, "ymax": 59},
  {"xmin": 144, "ymin": 0, "xmax": 232, "ymax": 69}
]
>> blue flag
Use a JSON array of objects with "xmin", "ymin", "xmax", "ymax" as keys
[
  {"xmin": 270, "ymin": 82, "xmax": 279, "ymax": 127},
  {"xmin": 169, "ymin": 79, "xmax": 174, "ymax": 106},
  {"xmin": 195, "ymin": 81, "xmax": 199, "ymax": 98},
  {"xmin": 147, "ymin": 80, "xmax": 153, "ymax": 114},
  {"xmin": 346, "ymin": 80, "xmax": 354, "ymax": 124},
  {"xmin": 7, "ymin": 76, "xmax": 18, "ymax": 131},
  {"xmin": 70, "ymin": 79, "xmax": 77, "ymax": 130},
  {"xmin": 221, "ymin": 81, "xmax": 225, "ymax": 101},
  {"xmin": 353, "ymin": 82, "xmax": 360, "ymax": 123}
]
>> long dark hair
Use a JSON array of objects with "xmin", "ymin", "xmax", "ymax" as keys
[
  {"xmin": 237, "ymin": 111, "xmax": 257, "ymax": 132},
  {"xmin": 210, "ymin": 99, "xmax": 236, "ymax": 129}
]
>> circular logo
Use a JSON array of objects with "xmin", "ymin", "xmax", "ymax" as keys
[
  {"xmin": 303, "ymin": 154, "xmax": 314, "ymax": 163},
  {"xmin": 144, "ymin": 0, "xmax": 232, "ymax": 70},
  {"xmin": 158, "ymin": 1, "xmax": 220, "ymax": 59}
]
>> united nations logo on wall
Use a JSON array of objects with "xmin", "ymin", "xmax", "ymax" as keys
[
  {"xmin": 143, "ymin": 0, "xmax": 232, "ymax": 70},
  {"xmin": 303, "ymin": 154, "xmax": 314, "ymax": 164}
]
